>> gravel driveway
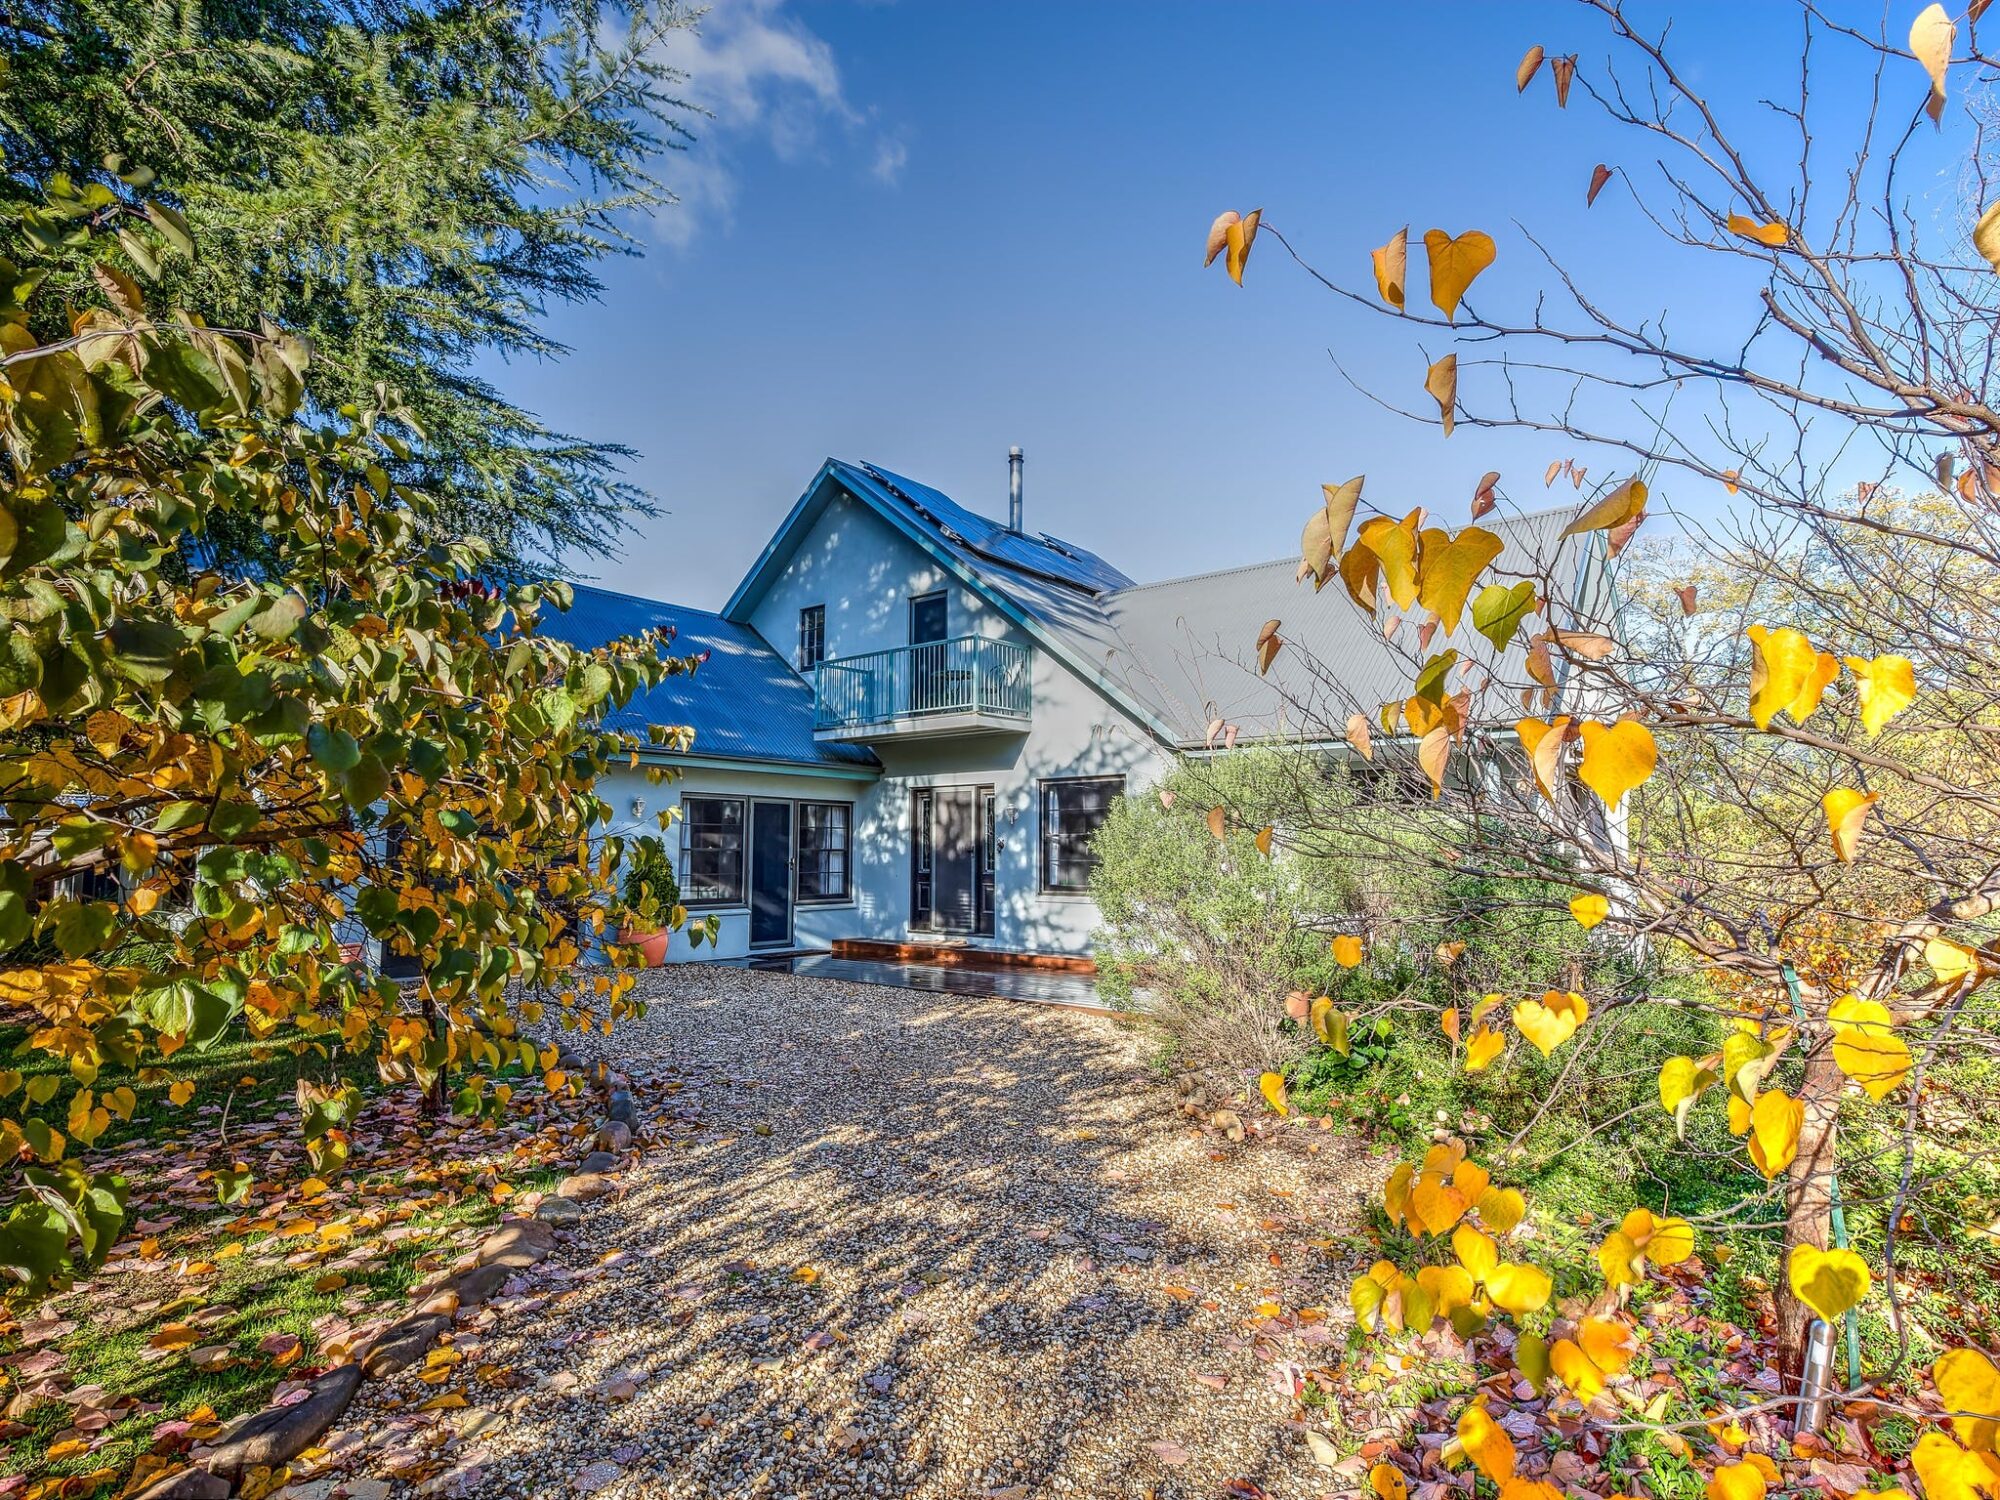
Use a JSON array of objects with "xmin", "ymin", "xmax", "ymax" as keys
[{"xmin": 339, "ymin": 966, "xmax": 1386, "ymax": 1500}]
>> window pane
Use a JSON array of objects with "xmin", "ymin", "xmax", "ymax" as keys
[
  {"xmin": 1040, "ymin": 777, "xmax": 1124, "ymax": 891},
  {"xmin": 682, "ymin": 797, "xmax": 745, "ymax": 905},
  {"xmin": 796, "ymin": 801, "xmax": 850, "ymax": 900}
]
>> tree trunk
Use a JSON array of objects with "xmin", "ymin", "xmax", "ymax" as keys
[{"xmin": 1778, "ymin": 1041, "xmax": 1844, "ymax": 1384}]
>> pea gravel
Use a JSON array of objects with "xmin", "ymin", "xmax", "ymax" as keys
[{"xmin": 328, "ymin": 966, "xmax": 1387, "ymax": 1500}]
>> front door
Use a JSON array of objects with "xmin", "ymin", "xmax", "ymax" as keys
[
  {"xmin": 912, "ymin": 785, "xmax": 995, "ymax": 937},
  {"xmin": 750, "ymin": 800, "xmax": 792, "ymax": 948}
]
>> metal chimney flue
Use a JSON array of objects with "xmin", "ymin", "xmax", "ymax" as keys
[{"xmin": 1008, "ymin": 446, "xmax": 1024, "ymax": 532}]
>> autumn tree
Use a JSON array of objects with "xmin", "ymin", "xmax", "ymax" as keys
[
  {"xmin": 0, "ymin": 168, "xmax": 694, "ymax": 1301},
  {"xmin": 1201, "ymin": 0, "xmax": 2000, "ymax": 1486}
]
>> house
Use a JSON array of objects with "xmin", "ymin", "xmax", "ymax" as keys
[{"xmin": 544, "ymin": 456, "xmax": 1608, "ymax": 963}]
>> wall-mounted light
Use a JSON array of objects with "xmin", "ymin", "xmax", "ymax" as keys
[{"xmin": 630, "ymin": 796, "xmax": 646, "ymax": 820}]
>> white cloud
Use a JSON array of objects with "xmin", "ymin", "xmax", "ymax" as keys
[
  {"xmin": 648, "ymin": 0, "xmax": 903, "ymax": 245},
  {"xmin": 870, "ymin": 135, "xmax": 909, "ymax": 185}
]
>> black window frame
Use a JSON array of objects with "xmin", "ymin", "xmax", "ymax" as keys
[
  {"xmin": 794, "ymin": 800, "xmax": 852, "ymax": 904},
  {"xmin": 798, "ymin": 604, "xmax": 826, "ymax": 670},
  {"xmin": 680, "ymin": 795, "xmax": 747, "ymax": 908},
  {"xmin": 1039, "ymin": 775, "xmax": 1125, "ymax": 894}
]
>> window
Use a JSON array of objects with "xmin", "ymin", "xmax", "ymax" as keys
[
  {"xmin": 911, "ymin": 789, "xmax": 934, "ymax": 928},
  {"xmin": 798, "ymin": 605, "xmax": 826, "ymax": 670},
  {"xmin": 796, "ymin": 802, "xmax": 851, "ymax": 902},
  {"xmin": 681, "ymin": 796, "xmax": 745, "ymax": 906},
  {"xmin": 1040, "ymin": 776, "xmax": 1124, "ymax": 893}
]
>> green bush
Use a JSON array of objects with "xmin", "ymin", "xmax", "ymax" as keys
[{"xmin": 620, "ymin": 838, "xmax": 679, "ymax": 926}]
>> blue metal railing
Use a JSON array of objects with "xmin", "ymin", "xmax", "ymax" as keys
[{"xmin": 814, "ymin": 636, "xmax": 1031, "ymax": 730}]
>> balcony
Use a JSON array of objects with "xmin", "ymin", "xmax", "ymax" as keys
[{"xmin": 813, "ymin": 636, "xmax": 1032, "ymax": 742}]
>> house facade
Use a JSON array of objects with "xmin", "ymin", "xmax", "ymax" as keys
[{"xmin": 543, "ymin": 457, "xmax": 1607, "ymax": 964}]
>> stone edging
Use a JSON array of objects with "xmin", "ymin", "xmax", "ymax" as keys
[{"xmin": 133, "ymin": 1052, "xmax": 637, "ymax": 1500}]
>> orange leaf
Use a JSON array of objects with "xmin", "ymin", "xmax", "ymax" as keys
[
  {"xmin": 1426, "ymin": 355, "xmax": 1458, "ymax": 438},
  {"xmin": 1424, "ymin": 229, "xmax": 1497, "ymax": 320},
  {"xmin": 1372, "ymin": 228, "xmax": 1408, "ymax": 310}
]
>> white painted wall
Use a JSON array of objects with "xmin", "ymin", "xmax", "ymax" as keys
[{"xmin": 602, "ymin": 487, "xmax": 1175, "ymax": 961}]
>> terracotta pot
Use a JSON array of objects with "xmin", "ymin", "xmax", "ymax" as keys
[{"xmin": 619, "ymin": 926, "xmax": 670, "ymax": 968}]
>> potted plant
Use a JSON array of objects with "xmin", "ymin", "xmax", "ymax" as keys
[{"xmin": 617, "ymin": 838, "xmax": 680, "ymax": 968}]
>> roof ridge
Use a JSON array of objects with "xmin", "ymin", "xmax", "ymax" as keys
[{"xmin": 1109, "ymin": 556, "xmax": 1296, "ymax": 596}]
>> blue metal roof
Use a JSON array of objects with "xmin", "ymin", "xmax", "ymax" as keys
[{"xmin": 536, "ymin": 585, "xmax": 879, "ymax": 775}]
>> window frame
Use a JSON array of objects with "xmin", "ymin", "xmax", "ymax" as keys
[
  {"xmin": 679, "ymin": 795, "xmax": 748, "ymax": 909},
  {"xmin": 794, "ymin": 799, "xmax": 853, "ymax": 905},
  {"xmin": 1038, "ymin": 775, "xmax": 1125, "ymax": 895},
  {"xmin": 798, "ymin": 604, "xmax": 826, "ymax": 670}
]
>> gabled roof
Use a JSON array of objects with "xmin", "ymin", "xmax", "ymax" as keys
[
  {"xmin": 1094, "ymin": 506, "xmax": 1606, "ymax": 746},
  {"xmin": 534, "ymin": 585, "xmax": 879, "ymax": 776},
  {"xmin": 723, "ymin": 460, "xmax": 1183, "ymax": 743}
]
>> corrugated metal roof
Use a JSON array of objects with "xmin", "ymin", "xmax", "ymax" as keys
[
  {"xmin": 1088, "ymin": 506, "xmax": 1605, "ymax": 746},
  {"xmin": 535, "ymin": 585, "xmax": 879, "ymax": 773}
]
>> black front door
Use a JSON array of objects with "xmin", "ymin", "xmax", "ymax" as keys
[
  {"xmin": 750, "ymin": 800, "xmax": 792, "ymax": 947},
  {"xmin": 933, "ymin": 787, "xmax": 979, "ymax": 934}
]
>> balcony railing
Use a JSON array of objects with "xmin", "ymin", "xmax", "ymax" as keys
[{"xmin": 814, "ymin": 636, "xmax": 1031, "ymax": 734}]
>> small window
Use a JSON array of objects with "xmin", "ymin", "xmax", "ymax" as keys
[
  {"xmin": 796, "ymin": 802, "xmax": 851, "ymax": 902},
  {"xmin": 1040, "ymin": 776, "xmax": 1124, "ymax": 893},
  {"xmin": 799, "ymin": 605, "xmax": 826, "ymax": 669},
  {"xmin": 681, "ymin": 796, "xmax": 746, "ymax": 906}
]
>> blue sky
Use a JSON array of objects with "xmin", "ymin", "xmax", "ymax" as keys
[{"xmin": 495, "ymin": 0, "xmax": 1968, "ymax": 606}]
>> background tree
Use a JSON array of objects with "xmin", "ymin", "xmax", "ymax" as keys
[
  {"xmin": 1198, "ymin": 0, "xmax": 2000, "ymax": 1465},
  {"xmin": 0, "ymin": 173, "xmax": 693, "ymax": 1301},
  {"xmin": 0, "ymin": 0, "xmax": 700, "ymax": 567}
]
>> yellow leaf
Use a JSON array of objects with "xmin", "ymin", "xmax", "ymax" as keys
[
  {"xmin": 1569, "ymin": 893, "xmax": 1609, "ymax": 930},
  {"xmin": 1911, "ymin": 1432, "xmax": 2000, "ymax": 1500},
  {"xmin": 1746, "ymin": 625, "xmax": 1837, "ymax": 729},
  {"xmin": 1417, "ymin": 1262, "xmax": 1475, "ymax": 1315},
  {"xmin": 1515, "ymin": 715, "xmax": 1573, "ymax": 802},
  {"xmin": 1416, "ymin": 526, "xmax": 1504, "ymax": 633},
  {"xmin": 1726, "ymin": 214, "xmax": 1789, "ymax": 248},
  {"xmin": 1457, "ymin": 1403, "xmax": 1516, "ymax": 1483},
  {"xmin": 1821, "ymin": 788, "xmax": 1878, "ymax": 864},
  {"xmin": 1484, "ymin": 1261, "xmax": 1551, "ymax": 1315},
  {"xmin": 1206, "ymin": 806, "xmax": 1226, "ymax": 840},
  {"xmin": 1910, "ymin": 3, "xmax": 1954, "ymax": 125},
  {"xmin": 1225, "ymin": 209, "xmax": 1261, "ymax": 285},
  {"xmin": 1304, "ymin": 477, "xmax": 1364, "ymax": 582},
  {"xmin": 1749, "ymin": 1089, "xmax": 1803, "ymax": 1178},
  {"xmin": 793, "ymin": 1265, "xmax": 820, "ymax": 1285},
  {"xmin": 1332, "ymin": 934, "xmax": 1364, "ymax": 969},
  {"xmin": 1258, "ymin": 1071, "xmax": 1290, "ymax": 1117},
  {"xmin": 1833, "ymin": 1026, "xmax": 1911, "ymax": 1102},
  {"xmin": 1384, "ymin": 1163, "xmax": 1414, "ymax": 1227},
  {"xmin": 1513, "ymin": 990, "xmax": 1588, "ymax": 1058},
  {"xmin": 1372, "ymin": 228, "xmax": 1408, "ymax": 310},
  {"xmin": 1622, "ymin": 1209, "xmax": 1695, "ymax": 1266},
  {"xmin": 1561, "ymin": 477, "xmax": 1646, "ymax": 537},
  {"xmin": 1577, "ymin": 719, "xmax": 1656, "ymax": 810},
  {"xmin": 1976, "ymin": 201, "xmax": 2000, "ymax": 274},
  {"xmin": 1454, "ymin": 1224, "xmax": 1499, "ymax": 1281},
  {"xmin": 418, "ymin": 1391, "xmax": 468, "ymax": 1411},
  {"xmin": 1424, "ymin": 229, "xmax": 1497, "ymax": 320},
  {"xmin": 150, "ymin": 1322, "xmax": 199, "ymax": 1351},
  {"xmin": 1358, "ymin": 514, "xmax": 1421, "ymax": 610},
  {"xmin": 1338, "ymin": 712, "xmax": 1374, "ymax": 764},
  {"xmin": 1417, "ymin": 726, "xmax": 1451, "ymax": 798},
  {"xmin": 1309, "ymin": 996, "xmax": 1350, "ymax": 1055},
  {"xmin": 1370, "ymin": 1463, "xmax": 1409, "ymax": 1500},
  {"xmin": 1788, "ymin": 1244, "xmax": 1872, "ymax": 1323},
  {"xmin": 1426, "ymin": 354, "xmax": 1458, "ymax": 438},
  {"xmin": 1925, "ymin": 937, "xmax": 1986, "ymax": 994},
  {"xmin": 1476, "ymin": 1185, "xmax": 1526, "ymax": 1234},
  {"xmin": 1464, "ymin": 1025, "xmax": 1506, "ymax": 1073},
  {"xmin": 1254, "ymin": 825, "xmax": 1274, "ymax": 857},
  {"xmin": 1934, "ymin": 1347, "xmax": 2000, "ymax": 1452},
  {"xmin": 1844, "ymin": 653, "xmax": 1916, "ymax": 736},
  {"xmin": 1204, "ymin": 211, "xmax": 1238, "ymax": 268},
  {"xmin": 1598, "ymin": 1231, "xmax": 1641, "ymax": 1288},
  {"xmin": 1410, "ymin": 1172, "xmax": 1470, "ymax": 1236},
  {"xmin": 168, "ymin": 1080, "xmax": 195, "ymax": 1106},
  {"xmin": 1515, "ymin": 1333, "xmax": 1550, "ymax": 1392},
  {"xmin": 1707, "ymin": 1459, "xmax": 1769, "ymax": 1500}
]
